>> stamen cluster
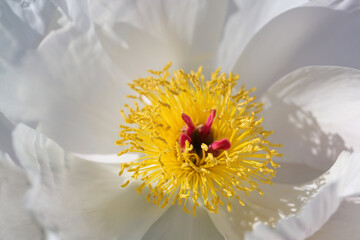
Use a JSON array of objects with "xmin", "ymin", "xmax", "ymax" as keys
[{"xmin": 116, "ymin": 63, "xmax": 280, "ymax": 215}]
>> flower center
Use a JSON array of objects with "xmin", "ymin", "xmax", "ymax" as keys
[
  {"xmin": 179, "ymin": 110, "xmax": 230, "ymax": 158},
  {"xmin": 116, "ymin": 63, "xmax": 281, "ymax": 215}
]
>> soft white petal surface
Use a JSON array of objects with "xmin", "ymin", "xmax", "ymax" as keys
[
  {"xmin": 308, "ymin": 197, "xmax": 360, "ymax": 240},
  {"xmin": 233, "ymin": 4, "xmax": 360, "ymax": 95},
  {"xmin": 216, "ymin": 0, "xmax": 308, "ymax": 72},
  {"xmin": 209, "ymin": 180, "xmax": 324, "ymax": 240},
  {"xmin": 143, "ymin": 205, "xmax": 224, "ymax": 240},
  {"xmin": 0, "ymin": 0, "xmax": 131, "ymax": 154},
  {"xmin": 0, "ymin": 0, "xmax": 61, "ymax": 66},
  {"xmin": 12, "ymin": 124, "xmax": 168, "ymax": 240},
  {"xmin": 244, "ymin": 151, "xmax": 360, "ymax": 240},
  {"xmin": 3, "ymin": 0, "xmax": 55, "ymax": 34},
  {"xmin": 0, "ymin": 111, "xmax": 16, "ymax": 162},
  {"xmin": 0, "ymin": 152, "xmax": 44, "ymax": 240},
  {"xmin": 90, "ymin": 0, "xmax": 227, "ymax": 78},
  {"xmin": 306, "ymin": 0, "xmax": 360, "ymax": 11},
  {"xmin": 273, "ymin": 162, "xmax": 322, "ymax": 185},
  {"xmin": 261, "ymin": 66, "xmax": 360, "ymax": 171}
]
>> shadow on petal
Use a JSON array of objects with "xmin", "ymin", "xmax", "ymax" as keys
[
  {"xmin": 210, "ymin": 178, "xmax": 326, "ymax": 239},
  {"xmin": 262, "ymin": 93, "xmax": 352, "ymax": 183},
  {"xmin": 244, "ymin": 152, "xmax": 360, "ymax": 240}
]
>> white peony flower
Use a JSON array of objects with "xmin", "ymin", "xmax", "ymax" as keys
[{"xmin": 1, "ymin": 0, "xmax": 360, "ymax": 240}]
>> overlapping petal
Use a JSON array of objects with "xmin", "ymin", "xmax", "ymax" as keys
[
  {"xmin": 0, "ymin": 0, "xmax": 130, "ymax": 154},
  {"xmin": 0, "ymin": 113, "xmax": 43, "ymax": 240},
  {"xmin": 143, "ymin": 205, "xmax": 224, "ymax": 240},
  {"xmin": 0, "ymin": 0, "xmax": 61, "ymax": 67},
  {"xmin": 0, "ymin": 152, "xmax": 44, "ymax": 240},
  {"xmin": 209, "ymin": 180, "xmax": 325, "ymax": 240},
  {"xmin": 12, "ymin": 124, "xmax": 168, "ymax": 240},
  {"xmin": 233, "ymin": 4, "xmax": 360, "ymax": 94},
  {"xmin": 90, "ymin": 0, "xmax": 228, "ymax": 78},
  {"xmin": 0, "ymin": 112, "xmax": 16, "ymax": 161},
  {"xmin": 308, "ymin": 197, "xmax": 360, "ymax": 240},
  {"xmin": 245, "ymin": 152, "xmax": 360, "ymax": 240},
  {"xmin": 261, "ymin": 66, "xmax": 360, "ymax": 172},
  {"xmin": 216, "ymin": 0, "xmax": 308, "ymax": 72}
]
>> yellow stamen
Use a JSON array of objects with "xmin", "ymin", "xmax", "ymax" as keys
[{"xmin": 117, "ymin": 62, "xmax": 281, "ymax": 215}]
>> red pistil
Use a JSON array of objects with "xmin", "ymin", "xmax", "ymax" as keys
[
  {"xmin": 209, "ymin": 139, "xmax": 231, "ymax": 151},
  {"xmin": 179, "ymin": 133, "xmax": 191, "ymax": 149},
  {"xmin": 181, "ymin": 113, "xmax": 196, "ymax": 136},
  {"xmin": 179, "ymin": 110, "xmax": 231, "ymax": 157},
  {"xmin": 198, "ymin": 109, "xmax": 216, "ymax": 138}
]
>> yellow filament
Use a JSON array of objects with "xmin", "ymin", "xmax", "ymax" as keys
[{"xmin": 116, "ymin": 62, "xmax": 281, "ymax": 215}]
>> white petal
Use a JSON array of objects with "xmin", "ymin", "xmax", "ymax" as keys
[
  {"xmin": 0, "ymin": 152, "xmax": 43, "ymax": 240},
  {"xmin": 244, "ymin": 151, "xmax": 360, "ymax": 240},
  {"xmin": 0, "ymin": 14, "xmax": 129, "ymax": 154},
  {"xmin": 273, "ymin": 162, "xmax": 322, "ymax": 185},
  {"xmin": 13, "ymin": 124, "xmax": 167, "ymax": 240},
  {"xmin": 90, "ymin": 0, "xmax": 227, "ymax": 78},
  {"xmin": 216, "ymin": 0, "xmax": 308, "ymax": 72},
  {"xmin": 0, "ymin": 0, "xmax": 61, "ymax": 64},
  {"xmin": 261, "ymin": 66, "xmax": 360, "ymax": 171},
  {"xmin": 233, "ymin": 4, "xmax": 360, "ymax": 95},
  {"xmin": 143, "ymin": 205, "xmax": 224, "ymax": 240},
  {"xmin": 3, "ymin": 0, "xmax": 55, "ymax": 34},
  {"xmin": 74, "ymin": 153, "xmax": 141, "ymax": 164},
  {"xmin": 0, "ymin": 111, "xmax": 16, "ymax": 161},
  {"xmin": 51, "ymin": 0, "xmax": 94, "ymax": 29},
  {"xmin": 308, "ymin": 197, "xmax": 360, "ymax": 240},
  {"xmin": 209, "ymin": 181, "xmax": 323, "ymax": 240},
  {"xmin": 306, "ymin": 0, "xmax": 360, "ymax": 11}
]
